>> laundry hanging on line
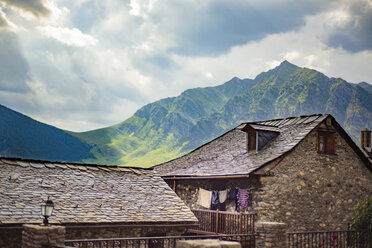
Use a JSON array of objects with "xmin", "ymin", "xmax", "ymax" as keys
[
  {"xmin": 219, "ymin": 189, "xmax": 228, "ymax": 203},
  {"xmin": 228, "ymin": 188, "xmax": 238, "ymax": 201},
  {"xmin": 197, "ymin": 188, "xmax": 212, "ymax": 208},
  {"xmin": 211, "ymin": 191, "xmax": 220, "ymax": 210},
  {"xmin": 237, "ymin": 188, "xmax": 251, "ymax": 212}
]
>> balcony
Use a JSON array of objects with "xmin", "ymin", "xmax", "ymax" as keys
[{"xmin": 189, "ymin": 209, "xmax": 257, "ymax": 235}]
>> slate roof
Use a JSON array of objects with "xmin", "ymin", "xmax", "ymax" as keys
[
  {"xmin": 0, "ymin": 158, "xmax": 197, "ymax": 225},
  {"xmin": 362, "ymin": 147, "xmax": 372, "ymax": 162},
  {"xmin": 155, "ymin": 114, "xmax": 371, "ymax": 177}
]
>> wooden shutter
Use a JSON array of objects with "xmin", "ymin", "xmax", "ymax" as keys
[
  {"xmin": 248, "ymin": 130, "xmax": 256, "ymax": 152},
  {"xmin": 317, "ymin": 130, "xmax": 335, "ymax": 154},
  {"xmin": 326, "ymin": 133, "xmax": 335, "ymax": 153}
]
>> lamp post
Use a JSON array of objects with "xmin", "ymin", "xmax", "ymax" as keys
[{"xmin": 41, "ymin": 197, "xmax": 54, "ymax": 226}]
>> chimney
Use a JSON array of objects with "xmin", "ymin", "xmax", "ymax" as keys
[{"xmin": 361, "ymin": 128, "xmax": 371, "ymax": 148}]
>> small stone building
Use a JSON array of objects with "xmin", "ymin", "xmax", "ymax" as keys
[
  {"xmin": 0, "ymin": 158, "xmax": 197, "ymax": 248},
  {"xmin": 155, "ymin": 114, "xmax": 372, "ymax": 232}
]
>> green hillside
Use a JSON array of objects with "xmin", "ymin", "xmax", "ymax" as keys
[
  {"xmin": 71, "ymin": 61, "xmax": 372, "ymax": 167},
  {"xmin": 181, "ymin": 61, "xmax": 372, "ymax": 152},
  {"xmin": 0, "ymin": 104, "xmax": 94, "ymax": 162},
  {"xmin": 70, "ymin": 77, "xmax": 257, "ymax": 166}
]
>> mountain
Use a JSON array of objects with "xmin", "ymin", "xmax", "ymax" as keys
[
  {"xmin": 180, "ymin": 61, "xmax": 372, "ymax": 151},
  {"xmin": 71, "ymin": 61, "xmax": 372, "ymax": 167},
  {"xmin": 0, "ymin": 104, "xmax": 94, "ymax": 162},
  {"xmin": 357, "ymin": 82, "xmax": 372, "ymax": 94},
  {"xmin": 70, "ymin": 77, "xmax": 257, "ymax": 166},
  {"xmin": 1, "ymin": 61, "xmax": 371, "ymax": 166}
]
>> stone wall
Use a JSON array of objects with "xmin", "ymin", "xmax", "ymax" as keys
[
  {"xmin": 0, "ymin": 227, "xmax": 22, "ymax": 248},
  {"xmin": 22, "ymin": 224, "xmax": 65, "ymax": 248},
  {"xmin": 255, "ymin": 128, "xmax": 372, "ymax": 231},
  {"xmin": 255, "ymin": 222, "xmax": 287, "ymax": 248},
  {"xmin": 0, "ymin": 224, "xmax": 187, "ymax": 248},
  {"xmin": 166, "ymin": 127, "xmax": 372, "ymax": 232},
  {"xmin": 177, "ymin": 239, "xmax": 241, "ymax": 248},
  {"xmin": 65, "ymin": 225, "xmax": 187, "ymax": 240}
]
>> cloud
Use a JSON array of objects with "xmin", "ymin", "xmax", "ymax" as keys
[
  {"xmin": 0, "ymin": 7, "xmax": 18, "ymax": 29},
  {"xmin": 325, "ymin": 0, "xmax": 372, "ymax": 52},
  {"xmin": 38, "ymin": 25, "xmax": 98, "ymax": 46},
  {"xmin": 0, "ymin": 8, "xmax": 8, "ymax": 27},
  {"xmin": 0, "ymin": 31, "xmax": 31, "ymax": 93},
  {"xmin": 0, "ymin": 0, "xmax": 50, "ymax": 17},
  {"xmin": 140, "ymin": 0, "xmax": 336, "ymax": 56},
  {"xmin": 0, "ymin": 0, "xmax": 371, "ymax": 133}
]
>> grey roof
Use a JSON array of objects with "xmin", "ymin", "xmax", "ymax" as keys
[
  {"xmin": 155, "ymin": 114, "xmax": 329, "ymax": 177},
  {"xmin": 0, "ymin": 158, "xmax": 197, "ymax": 225},
  {"xmin": 363, "ymin": 147, "xmax": 372, "ymax": 157},
  {"xmin": 245, "ymin": 124, "xmax": 280, "ymax": 133}
]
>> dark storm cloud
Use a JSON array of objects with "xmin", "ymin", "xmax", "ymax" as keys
[
  {"xmin": 149, "ymin": 0, "xmax": 335, "ymax": 56},
  {"xmin": 0, "ymin": 31, "xmax": 31, "ymax": 93},
  {"xmin": 0, "ymin": 0, "xmax": 50, "ymax": 17},
  {"xmin": 326, "ymin": 0, "xmax": 372, "ymax": 53}
]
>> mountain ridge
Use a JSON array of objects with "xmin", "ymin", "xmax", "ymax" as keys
[
  {"xmin": 1, "ymin": 61, "xmax": 371, "ymax": 167},
  {"xmin": 0, "ymin": 104, "xmax": 94, "ymax": 162}
]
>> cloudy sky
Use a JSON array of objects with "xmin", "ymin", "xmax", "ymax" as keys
[{"xmin": 0, "ymin": 0, "xmax": 371, "ymax": 132}]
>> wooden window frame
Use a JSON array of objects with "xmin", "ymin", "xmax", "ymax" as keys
[
  {"xmin": 248, "ymin": 129, "xmax": 257, "ymax": 152},
  {"xmin": 317, "ymin": 130, "xmax": 335, "ymax": 154}
]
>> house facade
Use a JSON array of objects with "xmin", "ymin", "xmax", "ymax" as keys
[
  {"xmin": 0, "ymin": 158, "xmax": 197, "ymax": 248},
  {"xmin": 155, "ymin": 114, "xmax": 372, "ymax": 232}
]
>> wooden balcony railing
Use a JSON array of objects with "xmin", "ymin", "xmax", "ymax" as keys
[{"xmin": 189, "ymin": 209, "xmax": 256, "ymax": 235}]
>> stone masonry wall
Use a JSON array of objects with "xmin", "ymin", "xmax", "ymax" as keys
[
  {"xmin": 177, "ymin": 239, "xmax": 241, "ymax": 248},
  {"xmin": 0, "ymin": 227, "xmax": 22, "ymax": 248},
  {"xmin": 255, "ymin": 222, "xmax": 287, "ymax": 248},
  {"xmin": 65, "ymin": 225, "xmax": 187, "ymax": 240},
  {"xmin": 0, "ymin": 225, "xmax": 187, "ymax": 248},
  {"xmin": 166, "ymin": 127, "xmax": 372, "ymax": 232},
  {"xmin": 256, "ymin": 128, "xmax": 372, "ymax": 231},
  {"xmin": 22, "ymin": 224, "xmax": 65, "ymax": 248}
]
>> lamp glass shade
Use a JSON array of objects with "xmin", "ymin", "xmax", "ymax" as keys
[{"xmin": 41, "ymin": 200, "xmax": 54, "ymax": 217}]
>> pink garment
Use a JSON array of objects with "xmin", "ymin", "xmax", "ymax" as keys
[{"xmin": 237, "ymin": 189, "xmax": 250, "ymax": 210}]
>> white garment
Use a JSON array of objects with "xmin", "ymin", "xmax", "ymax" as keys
[
  {"xmin": 219, "ymin": 189, "xmax": 228, "ymax": 203},
  {"xmin": 197, "ymin": 188, "xmax": 212, "ymax": 208}
]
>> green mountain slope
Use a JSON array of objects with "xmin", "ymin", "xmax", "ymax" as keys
[
  {"xmin": 181, "ymin": 61, "xmax": 372, "ymax": 151},
  {"xmin": 0, "ymin": 104, "xmax": 94, "ymax": 162},
  {"xmin": 1, "ymin": 61, "xmax": 371, "ymax": 167},
  {"xmin": 72, "ymin": 61, "xmax": 371, "ymax": 167},
  {"xmin": 71, "ymin": 77, "xmax": 257, "ymax": 166}
]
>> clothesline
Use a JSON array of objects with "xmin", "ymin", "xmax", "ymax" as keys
[{"xmin": 197, "ymin": 187, "xmax": 252, "ymax": 211}]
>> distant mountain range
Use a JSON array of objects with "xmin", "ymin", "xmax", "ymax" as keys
[
  {"xmin": 0, "ymin": 104, "xmax": 93, "ymax": 162},
  {"xmin": 1, "ymin": 61, "xmax": 371, "ymax": 167}
]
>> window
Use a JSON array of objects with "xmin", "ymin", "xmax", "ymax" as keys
[
  {"xmin": 248, "ymin": 130, "xmax": 257, "ymax": 152},
  {"xmin": 318, "ymin": 131, "xmax": 335, "ymax": 154},
  {"xmin": 361, "ymin": 129, "xmax": 371, "ymax": 148}
]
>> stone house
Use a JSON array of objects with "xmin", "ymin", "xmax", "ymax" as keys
[
  {"xmin": 0, "ymin": 158, "xmax": 197, "ymax": 248},
  {"xmin": 154, "ymin": 114, "xmax": 372, "ymax": 232},
  {"xmin": 361, "ymin": 128, "xmax": 372, "ymax": 159}
]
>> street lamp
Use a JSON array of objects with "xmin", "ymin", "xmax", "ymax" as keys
[{"xmin": 41, "ymin": 197, "xmax": 54, "ymax": 226}]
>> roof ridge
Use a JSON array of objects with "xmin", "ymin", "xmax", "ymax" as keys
[
  {"xmin": 0, "ymin": 158, "xmax": 152, "ymax": 174},
  {"xmin": 252, "ymin": 114, "xmax": 324, "ymax": 125},
  {"xmin": 0, "ymin": 156, "xmax": 152, "ymax": 170}
]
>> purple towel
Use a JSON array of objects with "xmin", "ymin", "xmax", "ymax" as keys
[{"xmin": 237, "ymin": 189, "xmax": 250, "ymax": 210}]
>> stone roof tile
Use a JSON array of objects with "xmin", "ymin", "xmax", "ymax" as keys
[
  {"xmin": 155, "ymin": 114, "xmax": 329, "ymax": 177},
  {"xmin": 0, "ymin": 159, "xmax": 197, "ymax": 225}
]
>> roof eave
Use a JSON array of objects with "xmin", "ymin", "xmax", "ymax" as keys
[{"xmin": 162, "ymin": 174, "xmax": 251, "ymax": 180}]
